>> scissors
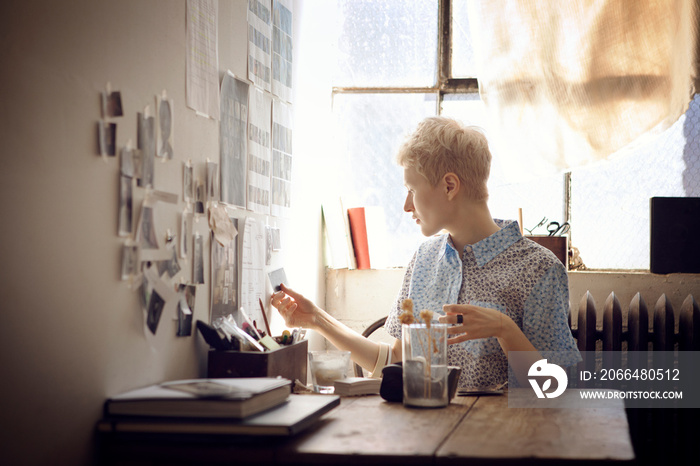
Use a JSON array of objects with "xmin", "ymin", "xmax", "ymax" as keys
[
  {"xmin": 547, "ymin": 221, "xmax": 570, "ymax": 236},
  {"xmin": 524, "ymin": 217, "xmax": 548, "ymax": 235}
]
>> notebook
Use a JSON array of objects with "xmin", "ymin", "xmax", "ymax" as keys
[{"xmin": 98, "ymin": 394, "xmax": 340, "ymax": 436}]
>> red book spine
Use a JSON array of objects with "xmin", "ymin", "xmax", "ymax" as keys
[{"xmin": 347, "ymin": 207, "xmax": 370, "ymax": 269}]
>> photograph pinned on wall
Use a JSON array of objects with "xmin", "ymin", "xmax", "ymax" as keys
[
  {"xmin": 137, "ymin": 109, "xmax": 155, "ymax": 187},
  {"xmin": 183, "ymin": 160, "xmax": 194, "ymax": 203},
  {"xmin": 269, "ymin": 226, "xmax": 281, "ymax": 251},
  {"xmin": 193, "ymin": 233, "xmax": 205, "ymax": 284},
  {"xmin": 156, "ymin": 90, "xmax": 174, "ymax": 160},
  {"xmin": 146, "ymin": 288, "xmax": 165, "ymax": 335},
  {"xmin": 265, "ymin": 227, "xmax": 273, "ymax": 265},
  {"xmin": 120, "ymin": 243, "xmax": 139, "ymax": 281},
  {"xmin": 206, "ymin": 160, "xmax": 219, "ymax": 202},
  {"xmin": 101, "ymin": 89, "xmax": 124, "ymax": 118},
  {"xmin": 118, "ymin": 174, "xmax": 133, "ymax": 237},
  {"xmin": 179, "ymin": 283, "xmax": 196, "ymax": 312},
  {"xmin": 194, "ymin": 179, "xmax": 205, "ymax": 214},
  {"xmin": 137, "ymin": 272, "xmax": 152, "ymax": 316},
  {"xmin": 180, "ymin": 210, "xmax": 193, "ymax": 259},
  {"xmin": 158, "ymin": 242, "xmax": 181, "ymax": 278},
  {"xmin": 177, "ymin": 292, "xmax": 193, "ymax": 337},
  {"xmin": 210, "ymin": 219, "xmax": 239, "ymax": 323},
  {"xmin": 98, "ymin": 121, "xmax": 116, "ymax": 156},
  {"xmin": 120, "ymin": 144, "xmax": 135, "ymax": 177},
  {"xmin": 131, "ymin": 148, "xmax": 143, "ymax": 182},
  {"xmin": 136, "ymin": 204, "xmax": 160, "ymax": 251},
  {"xmin": 265, "ymin": 225, "xmax": 281, "ymax": 266}
]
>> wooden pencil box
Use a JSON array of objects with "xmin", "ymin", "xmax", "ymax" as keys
[{"xmin": 207, "ymin": 339, "xmax": 308, "ymax": 383}]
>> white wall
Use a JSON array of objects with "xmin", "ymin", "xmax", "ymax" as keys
[{"xmin": 0, "ymin": 1, "xmax": 324, "ymax": 464}]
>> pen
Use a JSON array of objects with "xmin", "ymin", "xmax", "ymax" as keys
[
  {"xmin": 259, "ymin": 298, "xmax": 272, "ymax": 336},
  {"xmin": 239, "ymin": 307, "xmax": 263, "ymax": 341}
]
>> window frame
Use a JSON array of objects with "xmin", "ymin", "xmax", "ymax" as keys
[{"xmin": 331, "ymin": 0, "xmax": 479, "ymax": 100}]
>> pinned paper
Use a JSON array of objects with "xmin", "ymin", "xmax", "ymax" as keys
[
  {"xmin": 156, "ymin": 90, "xmax": 174, "ymax": 160},
  {"xmin": 208, "ymin": 203, "xmax": 237, "ymax": 245},
  {"xmin": 146, "ymin": 188, "xmax": 179, "ymax": 205},
  {"xmin": 177, "ymin": 294, "xmax": 193, "ymax": 337}
]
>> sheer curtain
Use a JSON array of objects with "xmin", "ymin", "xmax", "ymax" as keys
[{"xmin": 467, "ymin": 0, "xmax": 697, "ymax": 180}]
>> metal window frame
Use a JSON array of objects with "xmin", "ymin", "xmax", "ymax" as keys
[{"xmin": 331, "ymin": 0, "xmax": 479, "ymax": 101}]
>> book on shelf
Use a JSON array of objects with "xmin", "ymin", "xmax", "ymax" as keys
[
  {"xmin": 104, "ymin": 377, "xmax": 291, "ymax": 419},
  {"xmin": 321, "ymin": 196, "xmax": 356, "ymax": 269},
  {"xmin": 347, "ymin": 206, "xmax": 389, "ymax": 270},
  {"xmin": 347, "ymin": 207, "xmax": 370, "ymax": 269},
  {"xmin": 333, "ymin": 377, "xmax": 381, "ymax": 396},
  {"xmin": 97, "ymin": 394, "xmax": 340, "ymax": 437}
]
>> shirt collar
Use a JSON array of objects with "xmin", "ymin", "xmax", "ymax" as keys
[{"xmin": 439, "ymin": 219, "xmax": 523, "ymax": 267}]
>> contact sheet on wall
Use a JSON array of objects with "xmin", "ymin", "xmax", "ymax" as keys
[
  {"xmin": 247, "ymin": 0, "xmax": 272, "ymax": 92},
  {"xmin": 247, "ymin": 88, "xmax": 273, "ymax": 214},
  {"xmin": 272, "ymin": 100, "xmax": 292, "ymax": 218}
]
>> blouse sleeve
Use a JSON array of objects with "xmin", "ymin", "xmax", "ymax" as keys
[{"xmin": 522, "ymin": 262, "xmax": 581, "ymax": 367}]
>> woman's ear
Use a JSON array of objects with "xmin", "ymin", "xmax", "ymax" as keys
[{"xmin": 443, "ymin": 172, "xmax": 460, "ymax": 200}]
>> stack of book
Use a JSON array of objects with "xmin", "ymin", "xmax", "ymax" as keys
[
  {"xmin": 333, "ymin": 377, "xmax": 381, "ymax": 396},
  {"xmin": 98, "ymin": 377, "xmax": 339, "ymax": 436}
]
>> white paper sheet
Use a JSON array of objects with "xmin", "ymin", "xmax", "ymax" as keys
[
  {"xmin": 247, "ymin": 88, "xmax": 272, "ymax": 215},
  {"xmin": 186, "ymin": 0, "xmax": 219, "ymax": 119},
  {"xmin": 271, "ymin": 99, "xmax": 292, "ymax": 217},
  {"xmin": 247, "ymin": 0, "xmax": 272, "ymax": 92},
  {"xmin": 272, "ymin": 0, "xmax": 293, "ymax": 102},
  {"xmin": 241, "ymin": 216, "xmax": 266, "ymax": 328}
]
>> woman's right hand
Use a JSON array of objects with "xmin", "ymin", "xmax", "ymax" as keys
[{"xmin": 270, "ymin": 283, "xmax": 321, "ymax": 329}]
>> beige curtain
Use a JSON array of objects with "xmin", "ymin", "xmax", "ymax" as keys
[{"xmin": 468, "ymin": 0, "xmax": 697, "ymax": 179}]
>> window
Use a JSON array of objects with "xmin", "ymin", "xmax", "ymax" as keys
[{"xmin": 329, "ymin": 0, "xmax": 700, "ymax": 270}]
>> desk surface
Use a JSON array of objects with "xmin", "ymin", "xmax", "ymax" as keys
[{"xmin": 98, "ymin": 390, "xmax": 635, "ymax": 465}]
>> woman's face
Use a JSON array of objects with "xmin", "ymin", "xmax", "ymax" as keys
[{"xmin": 403, "ymin": 165, "xmax": 449, "ymax": 237}]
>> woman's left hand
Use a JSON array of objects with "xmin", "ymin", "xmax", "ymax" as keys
[{"xmin": 438, "ymin": 303, "xmax": 509, "ymax": 344}]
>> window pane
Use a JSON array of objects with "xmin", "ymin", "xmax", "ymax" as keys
[
  {"xmin": 450, "ymin": 0, "xmax": 477, "ymax": 78},
  {"xmin": 570, "ymin": 95, "xmax": 700, "ymax": 270},
  {"xmin": 334, "ymin": 0, "xmax": 438, "ymax": 88},
  {"xmin": 332, "ymin": 93, "xmax": 438, "ymax": 266}
]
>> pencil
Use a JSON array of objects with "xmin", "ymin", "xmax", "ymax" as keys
[
  {"xmin": 518, "ymin": 208, "xmax": 524, "ymax": 236},
  {"xmin": 259, "ymin": 298, "xmax": 272, "ymax": 336}
]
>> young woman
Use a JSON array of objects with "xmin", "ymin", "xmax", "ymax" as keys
[{"xmin": 272, "ymin": 116, "xmax": 580, "ymax": 389}]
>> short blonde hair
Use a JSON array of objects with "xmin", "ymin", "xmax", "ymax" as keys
[{"xmin": 396, "ymin": 116, "xmax": 491, "ymax": 201}]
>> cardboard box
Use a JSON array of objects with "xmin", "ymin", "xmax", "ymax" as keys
[{"xmin": 208, "ymin": 339, "xmax": 308, "ymax": 383}]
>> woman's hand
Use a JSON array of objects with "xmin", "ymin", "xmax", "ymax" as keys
[
  {"xmin": 270, "ymin": 283, "xmax": 322, "ymax": 329},
  {"xmin": 438, "ymin": 303, "xmax": 509, "ymax": 344}
]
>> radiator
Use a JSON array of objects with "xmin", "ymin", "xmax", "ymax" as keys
[
  {"xmin": 568, "ymin": 291, "xmax": 698, "ymax": 466},
  {"xmin": 569, "ymin": 291, "xmax": 700, "ymax": 351}
]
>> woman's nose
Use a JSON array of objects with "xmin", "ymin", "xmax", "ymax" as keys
[{"xmin": 403, "ymin": 195, "xmax": 412, "ymax": 212}]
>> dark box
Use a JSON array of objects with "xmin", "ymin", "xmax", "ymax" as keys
[
  {"xmin": 651, "ymin": 197, "xmax": 700, "ymax": 274},
  {"xmin": 525, "ymin": 235, "xmax": 568, "ymax": 269},
  {"xmin": 208, "ymin": 339, "xmax": 308, "ymax": 383}
]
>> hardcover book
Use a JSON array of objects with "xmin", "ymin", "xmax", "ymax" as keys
[{"xmin": 104, "ymin": 377, "xmax": 291, "ymax": 419}]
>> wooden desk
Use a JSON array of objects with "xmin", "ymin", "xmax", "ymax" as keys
[{"xmin": 97, "ymin": 391, "xmax": 635, "ymax": 465}]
